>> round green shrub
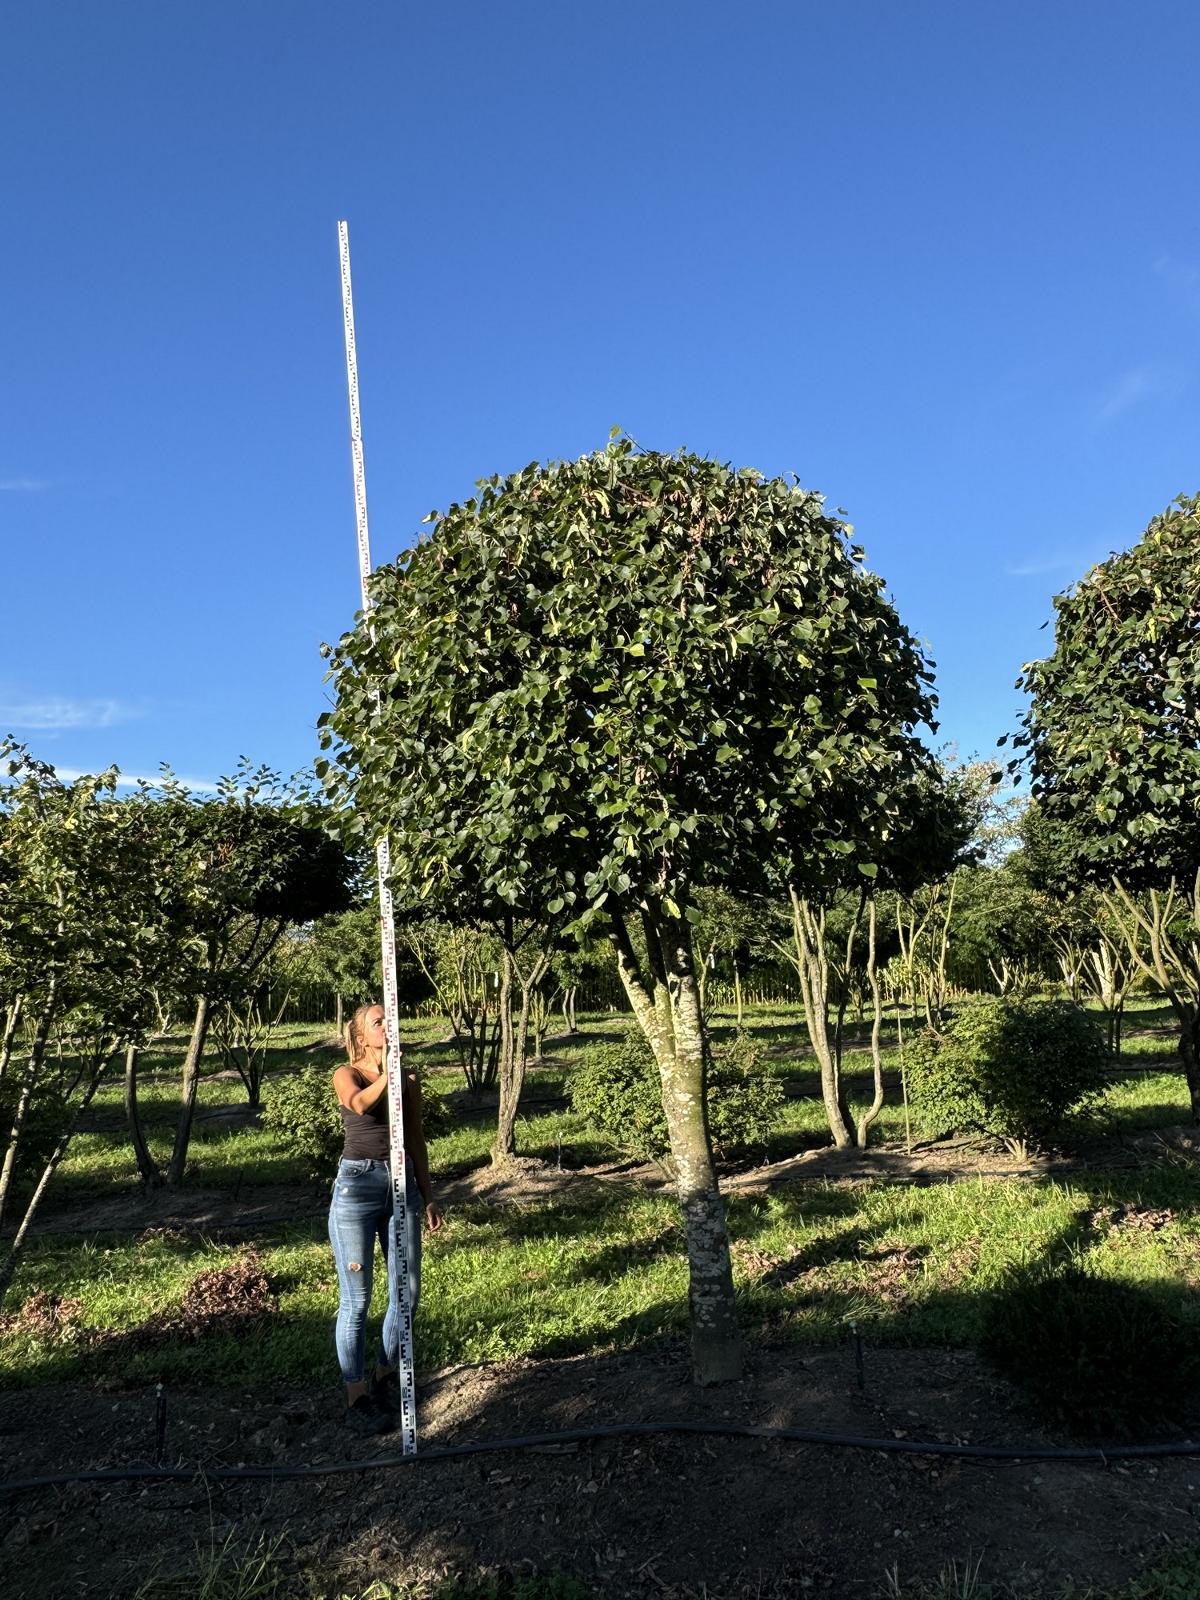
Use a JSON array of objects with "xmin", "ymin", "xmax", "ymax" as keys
[
  {"xmin": 982, "ymin": 1262, "xmax": 1200, "ymax": 1437},
  {"xmin": 905, "ymin": 997, "xmax": 1110, "ymax": 1148},
  {"xmin": 261, "ymin": 1067, "xmax": 342, "ymax": 1174},
  {"xmin": 262, "ymin": 1064, "xmax": 450, "ymax": 1176},
  {"xmin": 568, "ymin": 1028, "xmax": 783, "ymax": 1162}
]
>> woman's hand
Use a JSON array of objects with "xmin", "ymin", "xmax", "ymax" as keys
[
  {"xmin": 424, "ymin": 1201, "xmax": 444, "ymax": 1234},
  {"xmin": 334, "ymin": 1062, "xmax": 389, "ymax": 1116}
]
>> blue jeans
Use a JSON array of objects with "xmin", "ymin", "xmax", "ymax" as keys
[{"xmin": 327, "ymin": 1157, "xmax": 422, "ymax": 1385}]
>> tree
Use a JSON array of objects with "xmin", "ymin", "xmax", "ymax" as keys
[
  {"xmin": 158, "ymin": 768, "xmax": 355, "ymax": 1184},
  {"xmin": 276, "ymin": 898, "xmax": 431, "ymax": 1035},
  {"xmin": 0, "ymin": 749, "xmax": 185, "ymax": 1301},
  {"xmin": 1014, "ymin": 493, "xmax": 1200, "ymax": 1114},
  {"xmin": 319, "ymin": 438, "xmax": 937, "ymax": 1383},
  {"xmin": 777, "ymin": 763, "xmax": 979, "ymax": 1147},
  {"xmin": 692, "ymin": 887, "xmax": 761, "ymax": 1023}
]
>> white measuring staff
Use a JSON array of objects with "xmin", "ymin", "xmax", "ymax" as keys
[{"xmin": 338, "ymin": 220, "xmax": 417, "ymax": 1457}]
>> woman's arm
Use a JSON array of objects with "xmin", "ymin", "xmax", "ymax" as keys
[
  {"xmin": 402, "ymin": 1071, "xmax": 443, "ymax": 1231},
  {"xmin": 333, "ymin": 1063, "xmax": 389, "ymax": 1116}
]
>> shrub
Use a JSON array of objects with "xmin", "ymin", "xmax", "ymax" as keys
[
  {"xmin": 982, "ymin": 1261, "xmax": 1200, "ymax": 1437},
  {"xmin": 904, "ymin": 997, "xmax": 1109, "ymax": 1148},
  {"xmin": 568, "ymin": 1028, "xmax": 783, "ymax": 1162},
  {"xmin": 262, "ymin": 1065, "xmax": 450, "ymax": 1177}
]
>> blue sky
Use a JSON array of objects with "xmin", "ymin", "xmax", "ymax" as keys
[{"xmin": 2, "ymin": 2, "xmax": 1198, "ymax": 790}]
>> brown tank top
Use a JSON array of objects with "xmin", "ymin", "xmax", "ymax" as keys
[{"xmin": 338, "ymin": 1068, "xmax": 389, "ymax": 1160}]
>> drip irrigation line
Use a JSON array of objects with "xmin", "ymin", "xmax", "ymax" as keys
[{"xmin": 4, "ymin": 1417, "xmax": 1200, "ymax": 1498}]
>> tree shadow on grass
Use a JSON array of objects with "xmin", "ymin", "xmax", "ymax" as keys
[{"xmin": 12, "ymin": 1145, "xmax": 1200, "ymax": 1424}]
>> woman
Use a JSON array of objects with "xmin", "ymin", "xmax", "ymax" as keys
[{"xmin": 329, "ymin": 1001, "xmax": 443, "ymax": 1435}]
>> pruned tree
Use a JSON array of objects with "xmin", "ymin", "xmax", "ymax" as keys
[
  {"xmin": 319, "ymin": 438, "xmax": 937, "ymax": 1383},
  {"xmin": 778, "ymin": 764, "xmax": 979, "ymax": 1148},
  {"xmin": 399, "ymin": 919, "xmax": 504, "ymax": 1090},
  {"xmin": 692, "ymin": 887, "xmax": 761, "ymax": 1024},
  {"xmin": 158, "ymin": 767, "xmax": 355, "ymax": 1184},
  {"xmin": 1014, "ymin": 493, "xmax": 1200, "ymax": 1115},
  {"xmin": 0, "ymin": 748, "xmax": 188, "ymax": 1301}
]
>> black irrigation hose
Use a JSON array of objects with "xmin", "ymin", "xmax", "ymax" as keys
[{"xmin": 5, "ymin": 1418, "xmax": 1200, "ymax": 1497}]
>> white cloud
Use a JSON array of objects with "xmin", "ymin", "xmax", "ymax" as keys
[
  {"xmin": 1096, "ymin": 366, "xmax": 1157, "ymax": 423},
  {"xmin": 1005, "ymin": 555, "xmax": 1075, "ymax": 578},
  {"xmin": 54, "ymin": 766, "xmax": 219, "ymax": 793},
  {"xmin": 0, "ymin": 697, "xmax": 140, "ymax": 731},
  {"xmin": 0, "ymin": 477, "xmax": 49, "ymax": 492}
]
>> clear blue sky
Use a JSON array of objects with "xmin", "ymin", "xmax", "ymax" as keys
[{"xmin": 3, "ymin": 2, "xmax": 1198, "ymax": 789}]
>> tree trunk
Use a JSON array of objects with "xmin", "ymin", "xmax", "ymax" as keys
[
  {"xmin": 124, "ymin": 1044, "xmax": 161, "ymax": 1188},
  {"xmin": 492, "ymin": 950, "xmax": 518, "ymax": 1161},
  {"xmin": 566, "ymin": 985, "xmax": 578, "ymax": 1032},
  {"xmin": 1105, "ymin": 875, "xmax": 1200, "ymax": 1128},
  {"xmin": 1180, "ymin": 1012, "xmax": 1200, "ymax": 1127},
  {"xmin": 733, "ymin": 968, "xmax": 743, "ymax": 1028},
  {"xmin": 0, "ymin": 1064, "xmax": 109, "ymax": 1308},
  {"xmin": 335, "ymin": 992, "xmax": 345, "ymax": 1038},
  {"xmin": 854, "ymin": 901, "xmax": 885, "ymax": 1149},
  {"xmin": 494, "ymin": 948, "xmax": 551, "ymax": 1162},
  {"xmin": 0, "ymin": 993, "xmax": 24, "ymax": 1084},
  {"xmin": 657, "ymin": 915, "xmax": 742, "ymax": 1384},
  {"xmin": 788, "ymin": 889, "xmax": 854, "ymax": 1149},
  {"xmin": 0, "ymin": 980, "xmax": 59, "ymax": 1234},
  {"xmin": 167, "ymin": 994, "xmax": 211, "ymax": 1188},
  {"xmin": 609, "ymin": 907, "xmax": 743, "ymax": 1385}
]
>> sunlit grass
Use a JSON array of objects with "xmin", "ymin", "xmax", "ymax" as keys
[
  {"xmin": 7, "ymin": 994, "xmax": 1200, "ymax": 1395},
  {"xmin": 6, "ymin": 1157, "xmax": 1200, "ymax": 1390}
]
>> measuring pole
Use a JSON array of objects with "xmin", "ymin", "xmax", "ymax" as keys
[{"xmin": 337, "ymin": 220, "xmax": 417, "ymax": 1456}]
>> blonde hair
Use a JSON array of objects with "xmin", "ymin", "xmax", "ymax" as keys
[{"xmin": 345, "ymin": 1001, "xmax": 383, "ymax": 1067}]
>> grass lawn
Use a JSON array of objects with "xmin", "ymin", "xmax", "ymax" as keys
[{"xmin": 4, "ymin": 997, "xmax": 1199, "ymax": 1392}]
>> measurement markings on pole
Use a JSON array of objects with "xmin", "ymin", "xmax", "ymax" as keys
[{"xmin": 338, "ymin": 220, "xmax": 417, "ymax": 1457}]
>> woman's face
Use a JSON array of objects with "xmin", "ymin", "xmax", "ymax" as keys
[{"xmin": 363, "ymin": 1007, "xmax": 386, "ymax": 1049}]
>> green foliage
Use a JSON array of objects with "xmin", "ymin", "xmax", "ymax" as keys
[
  {"xmin": 260, "ymin": 1068, "xmax": 342, "ymax": 1175},
  {"xmin": 0, "ymin": 1078, "xmax": 67, "ymax": 1201},
  {"xmin": 276, "ymin": 900, "xmax": 433, "ymax": 1012},
  {"xmin": 569, "ymin": 1027, "xmax": 783, "ymax": 1160},
  {"xmin": 567, "ymin": 1032, "xmax": 668, "ymax": 1159},
  {"xmin": 1119, "ymin": 1546, "xmax": 1200, "ymax": 1600},
  {"xmin": 943, "ymin": 863, "xmax": 1060, "ymax": 985},
  {"xmin": 982, "ymin": 1261, "xmax": 1200, "ymax": 1436},
  {"xmin": 262, "ymin": 1065, "xmax": 452, "ymax": 1177},
  {"xmin": 412, "ymin": 1071, "xmax": 452, "ymax": 1141},
  {"xmin": 1015, "ymin": 492, "xmax": 1200, "ymax": 888},
  {"xmin": 318, "ymin": 438, "xmax": 937, "ymax": 925},
  {"xmin": 158, "ymin": 767, "xmax": 357, "ymax": 1013},
  {"xmin": 905, "ymin": 998, "xmax": 1110, "ymax": 1147}
]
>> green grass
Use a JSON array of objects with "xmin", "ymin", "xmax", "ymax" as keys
[
  {"xmin": 119, "ymin": 1522, "xmax": 1200, "ymax": 1600},
  {"xmin": 43, "ymin": 997, "xmax": 1196, "ymax": 1202},
  {"xmin": 6, "ymin": 1156, "xmax": 1200, "ymax": 1389},
  {"xmin": 5, "ymin": 997, "xmax": 1200, "ymax": 1394},
  {"xmin": 118, "ymin": 1536, "xmax": 1200, "ymax": 1600},
  {"xmin": 881, "ymin": 1543, "xmax": 1200, "ymax": 1598}
]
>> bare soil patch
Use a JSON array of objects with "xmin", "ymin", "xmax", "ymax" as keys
[
  {"xmin": 10, "ymin": 1098, "xmax": 1200, "ymax": 1595},
  {"xmin": 3, "ymin": 1344, "xmax": 1200, "ymax": 1598}
]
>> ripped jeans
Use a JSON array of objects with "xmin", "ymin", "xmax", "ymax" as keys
[{"xmin": 327, "ymin": 1157, "xmax": 422, "ymax": 1385}]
